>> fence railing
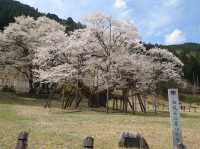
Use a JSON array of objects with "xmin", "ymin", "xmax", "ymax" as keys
[{"xmin": 145, "ymin": 103, "xmax": 200, "ymax": 113}]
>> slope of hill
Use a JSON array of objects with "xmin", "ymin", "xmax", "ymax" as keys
[
  {"xmin": 160, "ymin": 43, "xmax": 200, "ymax": 54},
  {"xmin": 164, "ymin": 43, "xmax": 200, "ymax": 85},
  {"xmin": 144, "ymin": 42, "xmax": 200, "ymax": 52},
  {"xmin": 0, "ymin": 0, "xmax": 85, "ymax": 31}
]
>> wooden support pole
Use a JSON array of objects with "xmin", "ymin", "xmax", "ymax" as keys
[
  {"xmin": 194, "ymin": 107, "xmax": 197, "ymax": 112},
  {"xmin": 128, "ymin": 100, "xmax": 134, "ymax": 112},
  {"xmin": 137, "ymin": 94, "xmax": 146, "ymax": 113},
  {"xmin": 116, "ymin": 99, "xmax": 119, "ymax": 110},
  {"xmin": 120, "ymin": 99, "xmax": 122, "ymax": 111},
  {"xmin": 131, "ymin": 91, "xmax": 135, "ymax": 113},
  {"xmin": 134, "ymin": 96, "xmax": 137, "ymax": 112}
]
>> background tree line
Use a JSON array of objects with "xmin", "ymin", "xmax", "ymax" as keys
[{"xmin": 0, "ymin": 0, "xmax": 85, "ymax": 31}]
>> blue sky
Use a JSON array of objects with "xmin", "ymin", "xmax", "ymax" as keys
[{"xmin": 18, "ymin": 0, "xmax": 200, "ymax": 45}]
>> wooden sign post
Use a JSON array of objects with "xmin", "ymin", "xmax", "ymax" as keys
[{"xmin": 168, "ymin": 89, "xmax": 183, "ymax": 149}]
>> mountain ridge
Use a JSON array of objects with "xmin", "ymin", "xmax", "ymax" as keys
[{"xmin": 0, "ymin": 0, "xmax": 85, "ymax": 31}]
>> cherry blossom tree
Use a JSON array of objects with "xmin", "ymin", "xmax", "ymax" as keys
[
  {"xmin": 0, "ymin": 13, "xmax": 184, "ymax": 112},
  {"xmin": 34, "ymin": 13, "xmax": 142, "ymax": 109},
  {"xmin": 84, "ymin": 12, "xmax": 141, "ymax": 111},
  {"xmin": 34, "ymin": 13, "xmax": 184, "ymax": 112},
  {"xmin": 146, "ymin": 47, "xmax": 184, "ymax": 112},
  {"xmin": 34, "ymin": 28, "xmax": 95, "ymax": 108},
  {"xmin": 0, "ymin": 16, "xmax": 67, "ymax": 93}
]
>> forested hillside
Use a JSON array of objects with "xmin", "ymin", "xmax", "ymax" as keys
[
  {"xmin": 144, "ymin": 43, "xmax": 200, "ymax": 84},
  {"xmin": 0, "ymin": 0, "xmax": 85, "ymax": 31}
]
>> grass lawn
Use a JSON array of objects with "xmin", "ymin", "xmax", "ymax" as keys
[{"xmin": 0, "ymin": 92, "xmax": 200, "ymax": 149}]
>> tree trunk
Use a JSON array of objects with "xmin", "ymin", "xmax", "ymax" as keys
[
  {"xmin": 131, "ymin": 89, "xmax": 135, "ymax": 113},
  {"xmin": 88, "ymin": 91, "xmax": 106, "ymax": 107},
  {"xmin": 88, "ymin": 93, "xmax": 100, "ymax": 107},
  {"xmin": 122, "ymin": 89, "xmax": 128, "ymax": 113},
  {"xmin": 106, "ymin": 80, "xmax": 109, "ymax": 113},
  {"xmin": 28, "ymin": 65, "xmax": 34, "ymax": 95},
  {"xmin": 99, "ymin": 91, "xmax": 107, "ymax": 107},
  {"xmin": 28, "ymin": 78, "xmax": 34, "ymax": 94}
]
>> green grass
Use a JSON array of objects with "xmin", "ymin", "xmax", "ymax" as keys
[{"xmin": 0, "ymin": 92, "xmax": 200, "ymax": 149}]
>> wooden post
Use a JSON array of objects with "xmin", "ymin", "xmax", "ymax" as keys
[
  {"xmin": 15, "ymin": 132, "xmax": 28, "ymax": 149},
  {"xmin": 176, "ymin": 143, "xmax": 187, "ymax": 149},
  {"xmin": 162, "ymin": 104, "xmax": 165, "ymax": 111},
  {"xmin": 83, "ymin": 136, "xmax": 94, "ymax": 149},
  {"xmin": 120, "ymin": 98, "xmax": 122, "ymax": 111},
  {"xmin": 189, "ymin": 104, "xmax": 191, "ymax": 112},
  {"xmin": 113, "ymin": 99, "xmax": 115, "ymax": 111}
]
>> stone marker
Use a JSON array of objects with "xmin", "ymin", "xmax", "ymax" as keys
[
  {"xmin": 15, "ymin": 132, "xmax": 28, "ymax": 149},
  {"xmin": 83, "ymin": 136, "xmax": 94, "ymax": 149},
  {"xmin": 119, "ymin": 132, "xmax": 150, "ymax": 149},
  {"xmin": 168, "ymin": 89, "xmax": 183, "ymax": 149}
]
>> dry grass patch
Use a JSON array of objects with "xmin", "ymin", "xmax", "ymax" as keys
[{"xmin": 0, "ymin": 92, "xmax": 200, "ymax": 149}]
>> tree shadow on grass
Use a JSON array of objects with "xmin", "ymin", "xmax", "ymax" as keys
[
  {"xmin": 91, "ymin": 108, "xmax": 200, "ymax": 119},
  {"xmin": 0, "ymin": 91, "xmax": 54, "ymax": 108},
  {"xmin": 1, "ymin": 91, "xmax": 200, "ymax": 119}
]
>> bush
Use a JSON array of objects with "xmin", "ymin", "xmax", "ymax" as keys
[{"xmin": 2, "ymin": 85, "xmax": 15, "ymax": 93}]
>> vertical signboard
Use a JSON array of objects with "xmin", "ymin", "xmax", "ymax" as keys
[{"xmin": 168, "ymin": 89, "xmax": 182, "ymax": 149}]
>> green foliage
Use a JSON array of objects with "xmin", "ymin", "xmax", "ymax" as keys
[
  {"xmin": 62, "ymin": 83, "xmax": 76, "ymax": 96},
  {"xmin": 0, "ymin": 0, "xmax": 40, "ymax": 30},
  {"xmin": 0, "ymin": 0, "xmax": 85, "ymax": 31},
  {"xmin": 180, "ymin": 94, "xmax": 200, "ymax": 104}
]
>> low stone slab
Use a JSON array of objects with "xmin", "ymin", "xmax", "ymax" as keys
[{"xmin": 119, "ymin": 132, "xmax": 150, "ymax": 149}]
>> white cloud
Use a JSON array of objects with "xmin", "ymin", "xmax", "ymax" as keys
[
  {"xmin": 164, "ymin": 0, "xmax": 180, "ymax": 7},
  {"xmin": 137, "ymin": 0, "xmax": 184, "ymax": 40},
  {"xmin": 114, "ymin": 0, "xmax": 127, "ymax": 9},
  {"xmin": 18, "ymin": 0, "xmax": 38, "ymax": 6},
  {"xmin": 165, "ymin": 29, "xmax": 186, "ymax": 45}
]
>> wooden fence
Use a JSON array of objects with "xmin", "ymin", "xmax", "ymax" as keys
[
  {"xmin": 155, "ymin": 103, "xmax": 199, "ymax": 113},
  {"xmin": 15, "ymin": 131, "xmax": 150, "ymax": 149},
  {"xmin": 144, "ymin": 102, "xmax": 200, "ymax": 113}
]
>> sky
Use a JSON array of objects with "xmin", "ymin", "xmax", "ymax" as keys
[{"xmin": 18, "ymin": 0, "xmax": 200, "ymax": 45}]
